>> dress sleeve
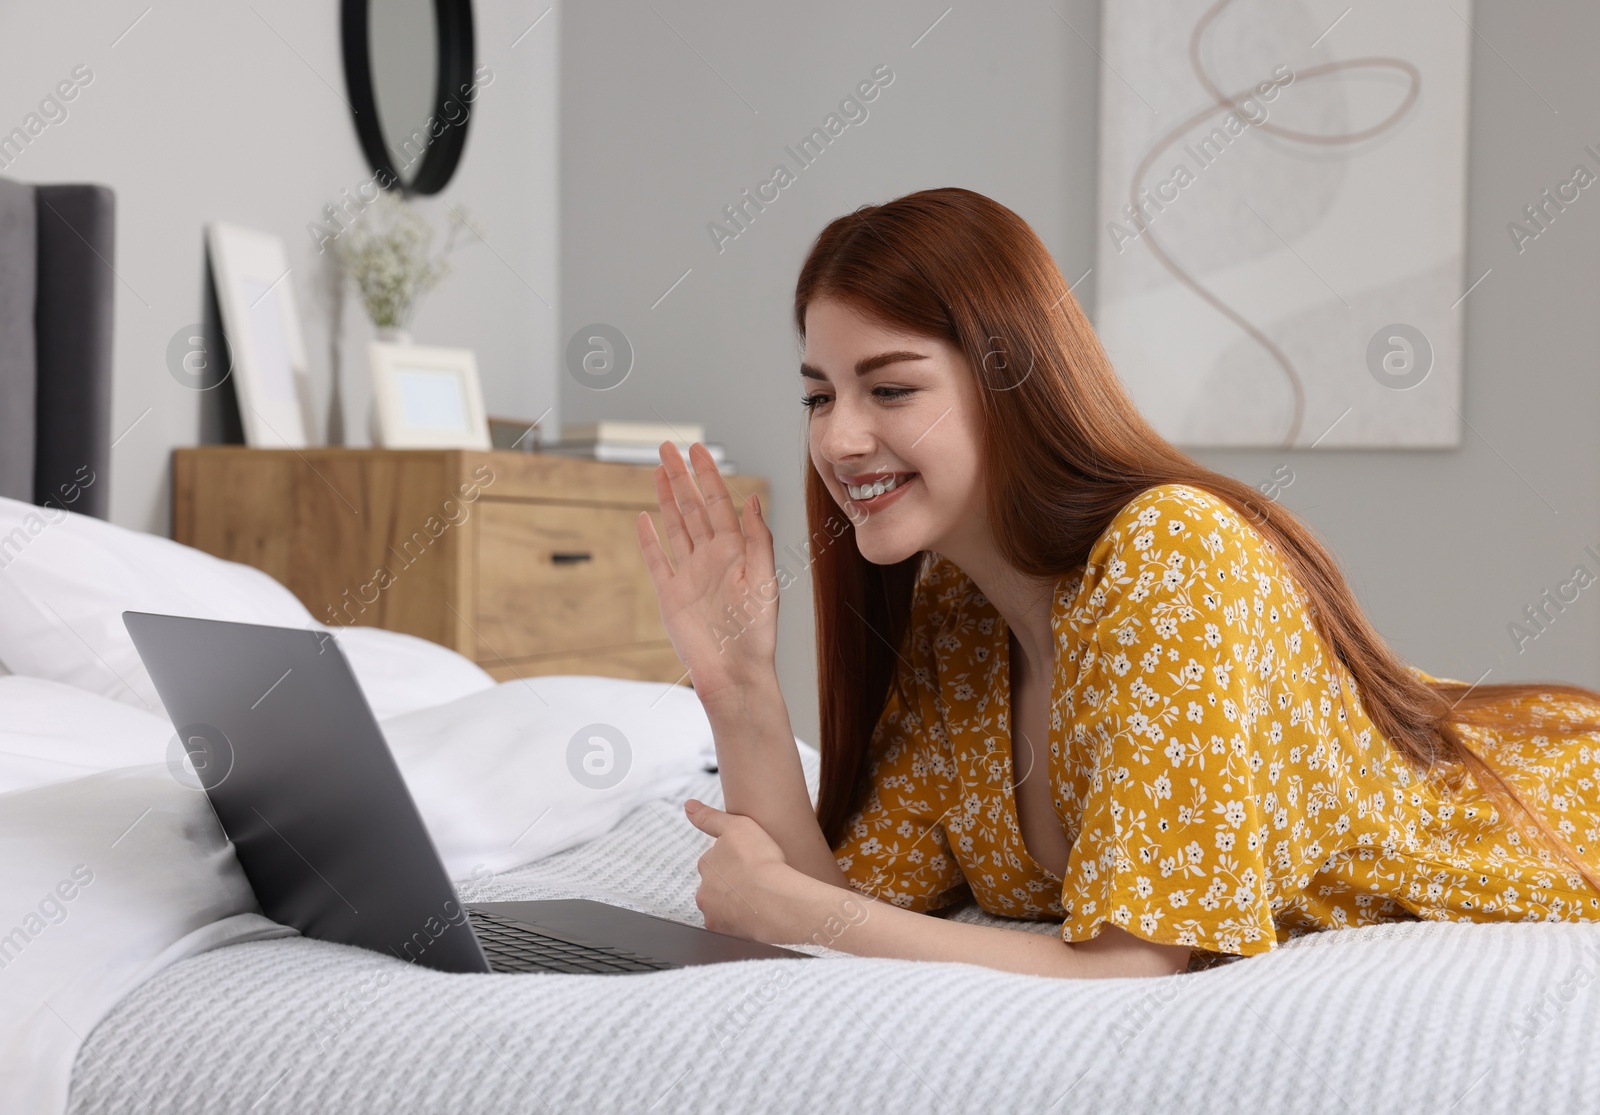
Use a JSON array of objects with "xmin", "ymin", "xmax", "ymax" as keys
[
  {"xmin": 1057, "ymin": 487, "xmax": 1283, "ymax": 957},
  {"xmin": 831, "ymin": 564, "xmax": 970, "ymax": 913}
]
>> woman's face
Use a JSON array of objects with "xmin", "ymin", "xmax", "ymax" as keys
[{"xmin": 801, "ymin": 297, "xmax": 988, "ymax": 566}]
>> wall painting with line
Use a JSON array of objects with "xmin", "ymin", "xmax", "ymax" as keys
[{"xmin": 1092, "ymin": 0, "xmax": 1472, "ymax": 448}]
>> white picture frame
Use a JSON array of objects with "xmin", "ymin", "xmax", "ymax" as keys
[
  {"xmin": 205, "ymin": 221, "xmax": 316, "ymax": 448},
  {"xmin": 368, "ymin": 342, "xmax": 491, "ymax": 450}
]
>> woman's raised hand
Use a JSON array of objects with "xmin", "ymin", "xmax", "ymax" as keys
[{"xmin": 635, "ymin": 442, "xmax": 781, "ymax": 708}]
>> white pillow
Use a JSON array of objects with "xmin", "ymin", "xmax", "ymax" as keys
[
  {"xmin": 0, "ymin": 675, "xmax": 172, "ymax": 795},
  {"xmin": 0, "ymin": 497, "xmax": 495, "ymax": 724},
  {"xmin": 0, "ymin": 497, "xmax": 317, "ymax": 718},
  {"xmin": 331, "ymin": 625, "xmax": 495, "ymax": 721},
  {"xmin": 382, "ymin": 674, "xmax": 720, "ymax": 878}
]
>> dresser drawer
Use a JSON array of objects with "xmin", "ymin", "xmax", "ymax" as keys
[{"xmin": 474, "ymin": 499, "xmax": 667, "ymax": 660}]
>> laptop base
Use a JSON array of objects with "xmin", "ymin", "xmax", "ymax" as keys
[{"xmin": 469, "ymin": 899, "xmax": 809, "ymax": 971}]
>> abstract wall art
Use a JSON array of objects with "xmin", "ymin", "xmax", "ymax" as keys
[{"xmin": 1092, "ymin": 0, "xmax": 1474, "ymax": 448}]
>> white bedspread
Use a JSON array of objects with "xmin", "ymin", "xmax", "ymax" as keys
[
  {"xmin": 0, "ymin": 763, "xmax": 295, "ymax": 1115},
  {"xmin": 2, "ymin": 674, "xmax": 720, "ymax": 1115},
  {"xmin": 65, "ymin": 747, "xmax": 1600, "ymax": 1115}
]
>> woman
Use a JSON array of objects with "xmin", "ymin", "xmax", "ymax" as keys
[{"xmin": 634, "ymin": 187, "xmax": 1600, "ymax": 980}]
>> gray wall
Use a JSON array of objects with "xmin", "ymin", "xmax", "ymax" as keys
[
  {"xmin": 0, "ymin": 0, "xmax": 560, "ymax": 532},
  {"xmin": 560, "ymin": 1, "xmax": 1103, "ymax": 744},
  {"xmin": 562, "ymin": 0, "xmax": 1600, "ymax": 746}
]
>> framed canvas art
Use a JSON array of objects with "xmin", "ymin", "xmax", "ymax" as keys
[
  {"xmin": 205, "ymin": 222, "xmax": 317, "ymax": 448},
  {"xmin": 1091, "ymin": 0, "xmax": 1473, "ymax": 448}
]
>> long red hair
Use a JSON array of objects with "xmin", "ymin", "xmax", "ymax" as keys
[{"xmin": 795, "ymin": 187, "xmax": 1600, "ymax": 898}]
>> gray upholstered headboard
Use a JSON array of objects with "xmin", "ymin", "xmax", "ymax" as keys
[{"xmin": 0, "ymin": 177, "xmax": 114, "ymax": 519}]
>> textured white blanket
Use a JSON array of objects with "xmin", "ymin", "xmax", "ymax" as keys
[
  {"xmin": 67, "ymin": 748, "xmax": 1600, "ymax": 1114},
  {"xmin": 1, "ymin": 674, "xmax": 720, "ymax": 1114}
]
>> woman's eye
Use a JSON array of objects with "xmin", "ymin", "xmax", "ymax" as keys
[{"xmin": 802, "ymin": 386, "xmax": 914, "ymax": 410}]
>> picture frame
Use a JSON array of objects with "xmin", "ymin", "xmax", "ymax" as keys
[
  {"xmin": 368, "ymin": 342, "xmax": 491, "ymax": 450},
  {"xmin": 205, "ymin": 221, "xmax": 317, "ymax": 448}
]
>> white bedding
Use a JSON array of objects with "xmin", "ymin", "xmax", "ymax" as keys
[
  {"xmin": 0, "ymin": 763, "xmax": 295, "ymax": 1115},
  {"xmin": 7, "ymin": 499, "xmax": 1600, "ymax": 1112},
  {"xmin": 1, "ymin": 671, "xmax": 721, "ymax": 1114},
  {"xmin": 64, "ymin": 747, "xmax": 1600, "ymax": 1115}
]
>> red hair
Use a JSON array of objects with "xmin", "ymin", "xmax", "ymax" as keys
[{"xmin": 795, "ymin": 187, "xmax": 1600, "ymax": 898}]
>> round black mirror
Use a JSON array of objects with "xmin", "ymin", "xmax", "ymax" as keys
[{"xmin": 340, "ymin": 0, "xmax": 477, "ymax": 196}]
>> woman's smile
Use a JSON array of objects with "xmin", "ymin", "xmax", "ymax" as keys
[{"xmin": 843, "ymin": 471, "xmax": 919, "ymax": 513}]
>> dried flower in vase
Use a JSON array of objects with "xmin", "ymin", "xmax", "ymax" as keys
[{"xmin": 331, "ymin": 191, "xmax": 482, "ymax": 332}]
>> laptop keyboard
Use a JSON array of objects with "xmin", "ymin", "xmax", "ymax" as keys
[{"xmin": 468, "ymin": 909, "xmax": 676, "ymax": 975}]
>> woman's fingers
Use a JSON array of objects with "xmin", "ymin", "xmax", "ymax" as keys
[
  {"xmin": 742, "ymin": 492, "xmax": 777, "ymax": 589},
  {"xmin": 653, "ymin": 464, "xmax": 695, "ymax": 565},
  {"xmin": 690, "ymin": 443, "xmax": 743, "ymax": 536},
  {"xmin": 659, "ymin": 442, "xmax": 715, "ymax": 544},
  {"xmin": 635, "ymin": 511, "xmax": 674, "ymax": 585}
]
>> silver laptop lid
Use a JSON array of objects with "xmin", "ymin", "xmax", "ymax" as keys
[{"xmin": 122, "ymin": 611, "xmax": 490, "ymax": 974}]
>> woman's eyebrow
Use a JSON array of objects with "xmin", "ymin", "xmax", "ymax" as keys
[{"xmin": 799, "ymin": 350, "xmax": 929, "ymax": 381}]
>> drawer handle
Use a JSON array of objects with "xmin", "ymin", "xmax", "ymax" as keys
[{"xmin": 551, "ymin": 551, "xmax": 594, "ymax": 565}]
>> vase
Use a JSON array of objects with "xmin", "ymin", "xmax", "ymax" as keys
[
  {"xmin": 326, "ymin": 351, "xmax": 345, "ymax": 446},
  {"xmin": 369, "ymin": 325, "xmax": 413, "ymax": 446}
]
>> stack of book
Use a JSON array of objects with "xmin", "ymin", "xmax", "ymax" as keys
[{"xmin": 543, "ymin": 420, "xmax": 737, "ymax": 474}]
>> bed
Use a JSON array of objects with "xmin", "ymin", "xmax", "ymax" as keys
[
  {"xmin": 3, "ymin": 185, "xmax": 1598, "ymax": 1115},
  {"xmin": 47, "ymin": 723, "xmax": 1600, "ymax": 1114},
  {"xmin": 2, "ymin": 499, "xmax": 1597, "ymax": 1115}
]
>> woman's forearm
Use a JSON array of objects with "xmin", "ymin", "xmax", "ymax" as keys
[
  {"xmin": 682, "ymin": 800, "xmax": 1194, "ymax": 980},
  {"xmin": 701, "ymin": 673, "xmax": 850, "ymax": 889},
  {"xmin": 785, "ymin": 872, "xmax": 1175, "ymax": 979}
]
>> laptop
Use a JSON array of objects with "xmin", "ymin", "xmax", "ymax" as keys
[{"xmin": 122, "ymin": 610, "xmax": 810, "ymax": 975}]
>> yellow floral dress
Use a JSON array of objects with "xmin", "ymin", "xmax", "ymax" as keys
[{"xmin": 831, "ymin": 482, "xmax": 1600, "ymax": 959}]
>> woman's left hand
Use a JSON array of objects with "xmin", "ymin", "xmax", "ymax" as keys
[{"xmin": 684, "ymin": 799, "xmax": 816, "ymax": 945}]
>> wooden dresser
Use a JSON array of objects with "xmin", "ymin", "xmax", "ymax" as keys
[{"xmin": 171, "ymin": 447, "xmax": 770, "ymax": 685}]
